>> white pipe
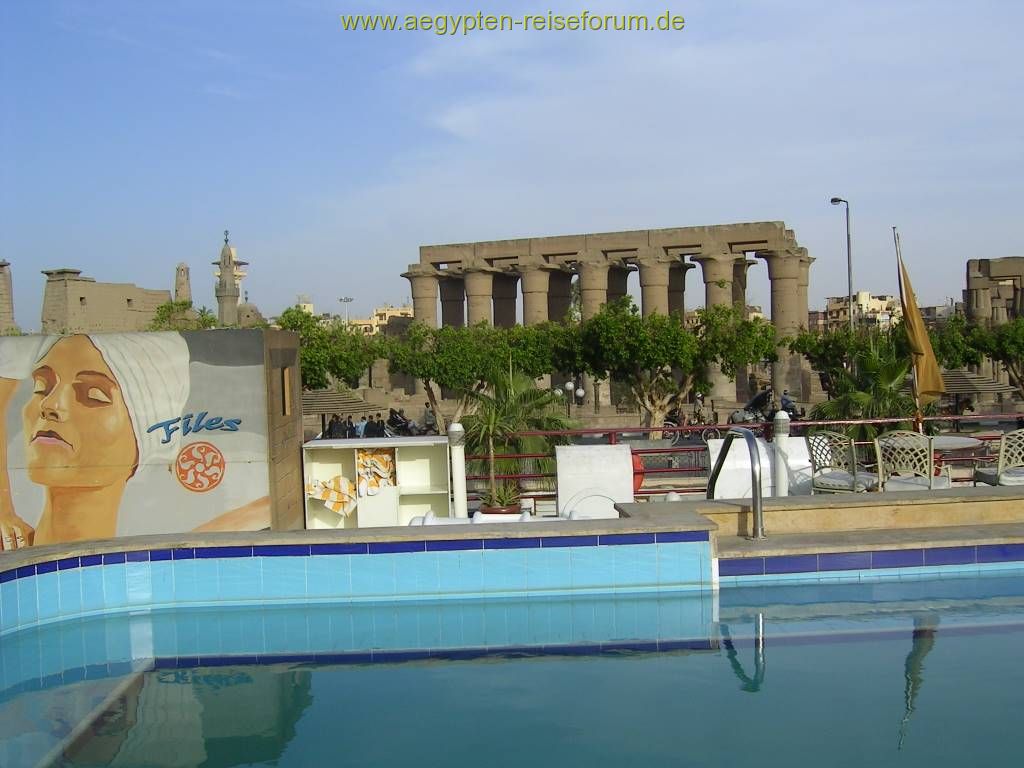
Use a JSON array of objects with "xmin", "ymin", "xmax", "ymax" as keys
[
  {"xmin": 448, "ymin": 422, "xmax": 469, "ymax": 519},
  {"xmin": 773, "ymin": 410, "xmax": 790, "ymax": 498}
]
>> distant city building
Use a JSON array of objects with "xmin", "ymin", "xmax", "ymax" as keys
[
  {"xmin": 40, "ymin": 268, "xmax": 171, "ymax": 333},
  {"xmin": 824, "ymin": 291, "xmax": 902, "ymax": 330},
  {"xmin": 296, "ymin": 295, "xmax": 315, "ymax": 315},
  {"xmin": 350, "ymin": 304, "xmax": 414, "ymax": 335},
  {"xmin": 807, "ymin": 309, "xmax": 827, "ymax": 333}
]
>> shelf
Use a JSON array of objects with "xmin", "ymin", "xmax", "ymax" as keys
[{"xmin": 399, "ymin": 486, "xmax": 449, "ymax": 496}]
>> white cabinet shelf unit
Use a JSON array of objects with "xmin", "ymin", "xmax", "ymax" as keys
[{"xmin": 303, "ymin": 436, "xmax": 451, "ymax": 529}]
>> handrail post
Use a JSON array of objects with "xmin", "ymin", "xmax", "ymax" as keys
[{"xmin": 706, "ymin": 427, "xmax": 765, "ymax": 540}]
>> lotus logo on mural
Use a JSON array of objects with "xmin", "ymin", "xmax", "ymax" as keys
[
  {"xmin": 175, "ymin": 441, "xmax": 225, "ymax": 492},
  {"xmin": 146, "ymin": 411, "xmax": 242, "ymax": 444}
]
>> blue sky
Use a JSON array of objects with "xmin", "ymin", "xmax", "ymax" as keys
[{"xmin": 2, "ymin": 0, "xmax": 1021, "ymax": 330}]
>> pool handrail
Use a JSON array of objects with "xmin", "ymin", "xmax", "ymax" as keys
[{"xmin": 706, "ymin": 427, "xmax": 765, "ymax": 539}]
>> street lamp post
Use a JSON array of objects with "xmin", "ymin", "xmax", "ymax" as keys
[
  {"xmin": 564, "ymin": 380, "xmax": 575, "ymax": 418},
  {"xmin": 338, "ymin": 296, "xmax": 353, "ymax": 325},
  {"xmin": 829, "ymin": 197, "xmax": 854, "ymax": 332}
]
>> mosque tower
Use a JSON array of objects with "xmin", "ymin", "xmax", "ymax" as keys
[
  {"xmin": 0, "ymin": 261, "xmax": 14, "ymax": 333},
  {"xmin": 174, "ymin": 262, "xmax": 192, "ymax": 304},
  {"xmin": 213, "ymin": 230, "xmax": 247, "ymax": 326}
]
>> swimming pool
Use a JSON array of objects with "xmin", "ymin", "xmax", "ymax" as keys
[{"xmin": 4, "ymin": 572, "xmax": 1023, "ymax": 767}]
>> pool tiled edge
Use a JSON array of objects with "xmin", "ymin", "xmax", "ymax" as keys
[
  {"xmin": 0, "ymin": 530, "xmax": 713, "ymax": 637},
  {"xmin": 720, "ymin": 543, "xmax": 1024, "ymax": 585}
]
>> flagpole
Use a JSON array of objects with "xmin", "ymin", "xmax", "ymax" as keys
[{"xmin": 894, "ymin": 226, "xmax": 924, "ymax": 432}]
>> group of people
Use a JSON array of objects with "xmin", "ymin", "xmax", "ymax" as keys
[{"xmin": 323, "ymin": 403, "xmax": 438, "ymax": 440}]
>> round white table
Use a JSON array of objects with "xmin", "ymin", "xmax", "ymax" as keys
[{"xmin": 932, "ymin": 436, "xmax": 984, "ymax": 451}]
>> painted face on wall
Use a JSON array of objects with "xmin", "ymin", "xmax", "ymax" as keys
[{"xmin": 23, "ymin": 335, "xmax": 138, "ymax": 487}]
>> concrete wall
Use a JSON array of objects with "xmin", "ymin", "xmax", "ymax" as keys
[
  {"xmin": 264, "ymin": 329, "xmax": 304, "ymax": 532},
  {"xmin": 40, "ymin": 269, "xmax": 171, "ymax": 333}
]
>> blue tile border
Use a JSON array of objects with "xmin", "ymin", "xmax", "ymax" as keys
[
  {"xmin": 540, "ymin": 535, "xmax": 599, "ymax": 548},
  {"xmin": 600, "ymin": 533, "xmax": 656, "ymax": 546},
  {"xmin": 483, "ymin": 537, "xmax": 540, "ymax": 550},
  {"xmin": 425, "ymin": 539, "xmax": 483, "ymax": 552},
  {"xmin": 310, "ymin": 542, "xmax": 368, "ymax": 555},
  {"xmin": 720, "ymin": 543, "xmax": 1024, "ymax": 581}
]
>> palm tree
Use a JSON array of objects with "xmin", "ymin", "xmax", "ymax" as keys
[
  {"xmin": 811, "ymin": 334, "xmax": 919, "ymax": 441},
  {"xmin": 462, "ymin": 370, "xmax": 573, "ymax": 507}
]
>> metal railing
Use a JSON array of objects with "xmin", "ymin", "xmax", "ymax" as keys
[
  {"xmin": 449, "ymin": 413, "xmax": 1020, "ymax": 504},
  {"xmin": 706, "ymin": 428, "xmax": 765, "ymax": 539}
]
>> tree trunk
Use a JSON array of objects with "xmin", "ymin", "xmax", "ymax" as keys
[
  {"xmin": 488, "ymin": 435, "xmax": 497, "ymax": 499},
  {"xmin": 423, "ymin": 382, "xmax": 446, "ymax": 432}
]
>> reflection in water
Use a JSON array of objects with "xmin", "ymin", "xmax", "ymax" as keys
[
  {"xmin": 720, "ymin": 613, "xmax": 766, "ymax": 693},
  {"xmin": 60, "ymin": 666, "xmax": 313, "ymax": 767},
  {"xmin": 898, "ymin": 615, "xmax": 939, "ymax": 750}
]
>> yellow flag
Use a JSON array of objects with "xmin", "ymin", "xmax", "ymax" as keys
[{"xmin": 898, "ymin": 255, "xmax": 945, "ymax": 406}]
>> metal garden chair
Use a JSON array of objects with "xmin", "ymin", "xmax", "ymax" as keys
[
  {"xmin": 873, "ymin": 430, "xmax": 951, "ymax": 492},
  {"xmin": 974, "ymin": 428, "xmax": 1024, "ymax": 486},
  {"xmin": 807, "ymin": 430, "xmax": 878, "ymax": 494}
]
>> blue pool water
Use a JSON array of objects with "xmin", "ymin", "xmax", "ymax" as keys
[{"xmin": 4, "ymin": 573, "xmax": 1024, "ymax": 767}]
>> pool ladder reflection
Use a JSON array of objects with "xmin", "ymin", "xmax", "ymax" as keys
[{"xmin": 721, "ymin": 613, "xmax": 766, "ymax": 692}]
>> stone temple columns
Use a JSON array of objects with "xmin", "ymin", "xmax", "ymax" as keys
[
  {"xmin": 520, "ymin": 267, "xmax": 550, "ymax": 326},
  {"xmin": 692, "ymin": 252, "xmax": 736, "ymax": 402},
  {"xmin": 668, "ymin": 262, "xmax": 694, "ymax": 317},
  {"xmin": 548, "ymin": 271, "xmax": 573, "ymax": 324},
  {"xmin": 758, "ymin": 250, "xmax": 803, "ymax": 397},
  {"xmin": 732, "ymin": 258, "xmax": 757, "ymax": 316},
  {"xmin": 638, "ymin": 253, "xmax": 671, "ymax": 317},
  {"xmin": 403, "ymin": 268, "xmax": 439, "ymax": 328},
  {"xmin": 463, "ymin": 268, "xmax": 494, "ymax": 325},
  {"xmin": 578, "ymin": 258, "xmax": 611, "ymax": 408},
  {"xmin": 796, "ymin": 251, "xmax": 815, "ymax": 400},
  {"xmin": 578, "ymin": 258, "xmax": 609, "ymax": 321},
  {"xmin": 492, "ymin": 274, "xmax": 518, "ymax": 328},
  {"xmin": 439, "ymin": 277, "xmax": 465, "ymax": 327},
  {"xmin": 606, "ymin": 265, "xmax": 630, "ymax": 305}
]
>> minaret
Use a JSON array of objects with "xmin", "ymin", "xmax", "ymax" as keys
[
  {"xmin": 174, "ymin": 262, "xmax": 192, "ymax": 304},
  {"xmin": 212, "ymin": 230, "xmax": 247, "ymax": 326},
  {"xmin": 0, "ymin": 261, "xmax": 14, "ymax": 333}
]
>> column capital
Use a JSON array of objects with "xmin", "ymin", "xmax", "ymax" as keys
[
  {"xmin": 755, "ymin": 249, "xmax": 801, "ymax": 281},
  {"xmin": 692, "ymin": 251, "xmax": 735, "ymax": 284}
]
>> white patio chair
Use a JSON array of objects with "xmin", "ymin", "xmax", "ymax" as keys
[
  {"xmin": 873, "ymin": 430, "xmax": 951, "ymax": 492},
  {"xmin": 974, "ymin": 429, "xmax": 1024, "ymax": 486},
  {"xmin": 807, "ymin": 430, "xmax": 878, "ymax": 494}
]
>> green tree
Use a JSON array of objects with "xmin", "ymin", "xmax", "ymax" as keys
[
  {"xmin": 385, "ymin": 323, "xmax": 556, "ymax": 432},
  {"xmin": 974, "ymin": 318, "xmax": 1024, "ymax": 399},
  {"xmin": 789, "ymin": 327, "xmax": 861, "ymax": 399},
  {"xmin": 276, "ymin": 306, "xmax": 380, "ymax": 390},
  {"xmin": 148, "ymin": 300, "xmax": 218, "ymax": 331},
  {"xmin": 577, "ymin": 299, "xmax": 776, "ymax": 429},
  {"xmin": 929, "ymin": 314, "xmax": 983, "ymax": 370}
]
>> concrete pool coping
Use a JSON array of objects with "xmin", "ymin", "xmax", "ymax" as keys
[{"xmin": 2, "ymin": 485, "xmax": 1023, "ymax": 572}]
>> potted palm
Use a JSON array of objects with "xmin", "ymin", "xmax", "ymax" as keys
[{"xmin": 463, "ymin": 370, "xmax": 573, "ymax": 514}]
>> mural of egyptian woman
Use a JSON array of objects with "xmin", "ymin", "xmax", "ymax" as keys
[{"xmin": 0, "ymin": 333, "xmax": 270, "ymax": 550}]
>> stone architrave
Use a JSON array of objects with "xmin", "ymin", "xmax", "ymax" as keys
[
  {"xmin": 439, "ymin": 276, "xmax": 466, "ymax": 328},
  {"xmin": 757, "ymin": 249, "xmax": 803, "ymax": 397}
]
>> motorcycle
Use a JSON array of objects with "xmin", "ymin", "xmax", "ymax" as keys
[
  {"xmin": 728, "ymin": 389, "xmax": 806, "ymax": 435},
  {"xmin": 663, "ymin": 397, "xmax": 722, "ymax": 444}
]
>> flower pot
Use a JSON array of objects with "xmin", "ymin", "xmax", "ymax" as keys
[{"xmin": 478, "ymin": 503, "xmax": 522, "ymax": 515}]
